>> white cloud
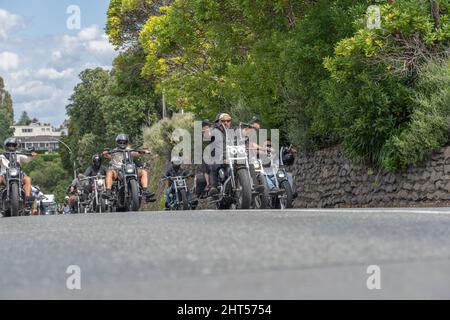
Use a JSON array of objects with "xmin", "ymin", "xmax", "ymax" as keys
[
  {"xmin": 0, "ymin": 51, "xmax": 20, "ymax": 71},
  {"xmin": 1, "ymin": 24, "xmax": 117, "ymax": 125},
  {"xmin": 78, "ymin": 25, "xmax": 100, "ymax": 41},
  {"xmin": 51, "ymin": 25, "xmax": 116, "ymax": 68},
  {"xmin": 36, "ymin": 68, "xmax": 74, "ymax": 80},
  {"xmin": 14, "ymin": 89, "xmax": 69, "ymax": 125},
  {"xmin": 14, "ymin": 80, "xmax": 56, "ymax": 102},
  {"xmin": 0, "ymin": 9, "xmax": 23, "ymax": 39},
  {"xmin": 86, "ymin": 34, "xmax": 115, "ymax": 54}
]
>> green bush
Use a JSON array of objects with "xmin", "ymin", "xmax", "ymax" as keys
[
  {"xmin": 322, "ymin": 0, "xmax": 450, "ymax": 167},
  {"xmin": 142, "ymin": 112, "xmax": 195, "ymax": 160},
  {"xmin": 22, "ymin": 154, "xmax": 73, "ymax": 203},
  {"xmin": 380, "ymin": 58, "xmax": 450, "ymax": 171}
]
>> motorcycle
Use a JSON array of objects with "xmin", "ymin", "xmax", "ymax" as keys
[
  {"xmin": 239, "ymin": 122, "xmax": 269, "ymax": 209},
  {"xmin": 39, "ymin": 196, "xmax": 58, "ymax": 215},
  {"xmin": 162, "ymin": 172, "xmax": 195, "ymax": 211},
  {"xmin": 262, "ymin": 153, "xmax": 294, "ymax": 209},
  {"xmin": 208, "ymin": 124, "xmax": 253, "ymax": 210},
  {"xmin": 0, "ymin": 151, "xmax": 33, "ymax": 217},
  {"xmin": 78, "ymin": 174, "xmax": 107, "ymax": 213},
  {"xmin": 251, "ymin": 158, "xmax": 270, "ymax": 209},
  {"xmin": 105, "ymin": 148, "xmax": 145, "ymax": 212}
]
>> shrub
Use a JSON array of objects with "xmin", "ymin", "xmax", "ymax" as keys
[
  {"xmin": 142, "ymin": 112, "xmax": 195, "ymax": 160},
  {"xmin": 380, "ymin": 58, "xmax": 450, "ymax": 171},
  {"xmin": 323, "ymin": 0, "xmax": 450, "ymax": 167}
]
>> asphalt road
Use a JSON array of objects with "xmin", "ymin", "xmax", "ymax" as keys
[{"xmin": 1, "ymin": 208, "xmax": 450, "ymax": 300}]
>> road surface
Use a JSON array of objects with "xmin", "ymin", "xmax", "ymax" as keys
[{"xmin": 1, "ymin": 208, "xmax": 450, "ymax": 299}]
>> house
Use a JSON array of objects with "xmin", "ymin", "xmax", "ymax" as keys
[{"xmin": 10, "ymin": 122, "xmax": 67, "ymax": 152}]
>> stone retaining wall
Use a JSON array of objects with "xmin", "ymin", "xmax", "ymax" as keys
[{"xmin": 292, "ymin": 146, "xmax": 450, "ymax": 208}]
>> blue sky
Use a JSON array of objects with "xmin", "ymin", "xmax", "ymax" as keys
[{"xmin": 0, "ymin": 0, "xmax": 117, "ymax": 126}]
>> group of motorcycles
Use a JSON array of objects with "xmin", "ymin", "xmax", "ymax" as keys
[
  {"xmin": 169, "ymin": 123, "xmax": 297, "ymax": 211},
  {"xmin": 64, "ymin": 148, "xmax": 149, "ymax": 214},
  {"xmin": 1, "ymin": 131, "xmax": 296, "ymax": 217}
]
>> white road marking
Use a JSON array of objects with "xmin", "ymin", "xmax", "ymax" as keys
[{"xmin": 288, "ymin": 208, "xmax": 450, "ymax": 215}]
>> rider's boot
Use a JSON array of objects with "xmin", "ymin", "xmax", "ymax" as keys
[
  {"xmin": 208, "ymin": 186, "xmax": 219, "ymax": 196},
  {"xmin": 142, "ymin": 188, "xmax": 156, "ymax": 202},
  {"xmin": 190, "ymin": 199, "xmax": 199, "ymax": 210},
  {"xmin": 25, "ymin": 196, "xmax": 34, "ymax": 214}
]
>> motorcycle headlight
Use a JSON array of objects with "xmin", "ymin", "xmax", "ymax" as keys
[
  {"xmin": 277, "ymin": 170, "xmax": 286, "ymax": 179},
  {"xmin": 176, "ymin": 180, "xmax": 184, "ymax": 186},
  {"xmin": 125, "ymin": 164, "xmax": 135, "ymax": 174},
  {"xmin": 9, "ymin": 168, "xmax": 19, "ymax": 177},
  {"xmin": 237, "ymin": 146, "xmax": 246, "ymax": 155},
  {"xmin": 229, "ymin": 147, "xmax": 238, "ymax": 155},
  {"xmin": 97, "ymin": 179, "xmax": 104, "ymax": 186},
  {"xmin": 253, "ymin": 161, "xmax": 260, "ymax": 169}
]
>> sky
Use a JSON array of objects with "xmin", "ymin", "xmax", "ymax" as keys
[{"xmin": 0, "ymin": 0, "xmax": 117, "ymax": 126}]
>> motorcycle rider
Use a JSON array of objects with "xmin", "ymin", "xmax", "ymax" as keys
[
  {"xmin": 0, "ymin": 138, "xmax": 37, "ymax": 208},
  {"xmin": 242, "ymin": 116, "xmax": 270, "ymax": 194},
  {"xmin": 164, "ymin": 156, "xmax": 196, "ymax": 209},
  {"xmin": 31, "ymin": 185, "xmax": 45, "ymax": 215},
  {"xmin": 102, "ymin": 134, "xmax": 155, "ymax": 201},
  {"xmin": 262, "ymin": 139, "xmax": 295, "ymax": 192},
  {"xmin": 67, "ymin": 173, "xmax": 87, "ymax": 213},
  {"xmin": 241, "ymin": 115, "xmax": 264, "ymax": 152},
  {"xmin": 201, "ymin": 119, "xmax": 212, "ymax": 192},
  {"xmin": 127, "ymin": 143, "xmax": 155, "ymax": 202},
  {"xmin": 84, "ymin": 154, "xmax": 107, "ymax": 177},
  {"xmin": 208, "ymin": 113, "xmax": 233, "ymax": 196},
  {"xmin": 80, "ymin": 154, "xmax": 108, "ymax": 196}
]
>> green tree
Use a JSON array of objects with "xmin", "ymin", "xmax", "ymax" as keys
[
  {"xmin": 0, "ymin": 76, "xmax": 14, "ymax": 143},
  {"xmin": 137, "ymin": 0, "xmax": 371, "ymax": 142},
  {"xmin": 323, "ymin": 0, "xmax": 449, "ymax": 167},
  {"xmin": 22, "ymin": 154, "xmax": 73, "ymax": 203},
  {"xmin": 17, "ymin": 111, "xmax": 32, "ymax": 125},
  {"xmin": 64, "ymin": 57, "xmax": 160, "ymax": 170}
]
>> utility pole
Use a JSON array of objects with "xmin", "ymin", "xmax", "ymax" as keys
[
  {"xmin": 430, "ymin": 1, "xmax": 441, "ymax": 29},
  {"xmin": 56, "ymin": 138, "xmax": 76, "ymax": 180}
]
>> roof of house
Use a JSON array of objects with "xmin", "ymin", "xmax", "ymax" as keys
[{"xmin": 15, "ymin": 136, "xmax": 60, "ymax": 143}]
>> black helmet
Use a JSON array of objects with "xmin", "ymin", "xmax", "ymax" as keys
[
  {"xmin": 282, "ymin": 151, "xmax": 295, "ymax": 166},
  {"xmin": 214, "ymin": 113, "xmax": 221, "ymax": 123},
  {"xmin": 115, "ymin": 134, "xmax": 129, "ymax": 150},
  {"xmin": 202, "ymin": 119, "xmax": 210, "ymax": 128},
  {"xmin": 4, "ymin": 137, "xmax": 18, "ymax": 152},
  {"xmin": 92, "ymin": 154, "xmax": 101, "ymax": 168}
]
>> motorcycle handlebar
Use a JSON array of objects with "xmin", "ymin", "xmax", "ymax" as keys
[
  {"xmin": 79, "ymin": 175, "xmax": 106, "ymax": 181},
  {"xmin": 104, "ymin": 149, "xmax": 147, "ymax": 155},
  {"xmin": 161, "ymin": 173, "xmax": 194, "ymax": 181}
]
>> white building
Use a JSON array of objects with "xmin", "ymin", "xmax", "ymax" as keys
[{"xmin": 10, "ymin": 122, "xmax": 67, "ymax": 152}]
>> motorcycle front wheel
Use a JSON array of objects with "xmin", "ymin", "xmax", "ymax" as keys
[
  {"xmin": 129, "ymin": 180, "xmax": 140, "ymax": 212},
  {"xmin": 277, "ymin": 180, "xmax": 294, "ymax": 209},
  {"xmin": 253, "ymin": 174, "xmax": 269, "ymax": 209},
  {"xmin": 235, "ymin": 169, "xmax": 252, "ymax": 210},
  {"xmin": 10, "ymin": 183, "xmax": 20, "ymax": 217},
  {"xmin": 180, "ymin": 189, "xmax": 189, "ymax": 210}
]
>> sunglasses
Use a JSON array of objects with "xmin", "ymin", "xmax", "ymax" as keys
[{"xmin": 221, "ymin": 120, "xmax": 231, "ymax": 123}]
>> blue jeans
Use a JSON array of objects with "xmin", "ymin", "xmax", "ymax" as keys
[
  {"xmin": 165, "ymin": 184, "xmax": 174, "ymax": 208},
  {"xmin": 265, "ymin": 174, "xmax": 294, "ymax": 190}
]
